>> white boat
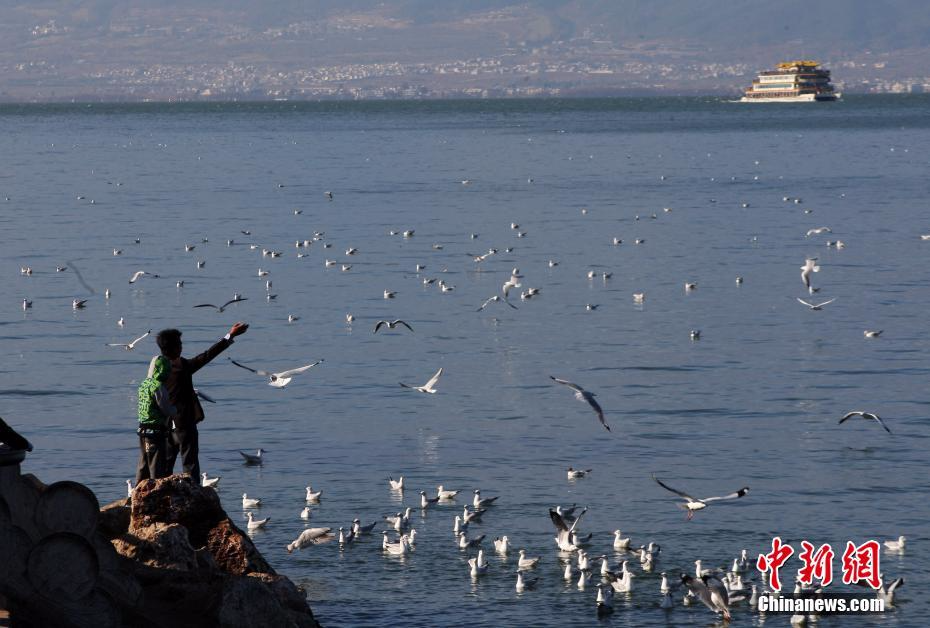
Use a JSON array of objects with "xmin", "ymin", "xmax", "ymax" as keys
[{"xmin": 740, "ymin": 61, "xmax": 840, "ymax": 102}]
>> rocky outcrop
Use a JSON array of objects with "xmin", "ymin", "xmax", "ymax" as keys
[{"xmin": 0, "ymin": 465, "xmax": 320, "ymax": 628}]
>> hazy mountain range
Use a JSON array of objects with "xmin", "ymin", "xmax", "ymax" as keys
[{"xmin": 2, "ymin": 1, "xmax": 928, "ymax": 100}]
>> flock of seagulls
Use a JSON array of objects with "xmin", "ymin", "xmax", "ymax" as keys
[{"xmin": 16, "ymin": 122, "xmax": 919, "ymax": 627}]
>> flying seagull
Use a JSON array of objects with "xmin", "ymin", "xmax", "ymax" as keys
[
  {"xmin": 652, "ymin": 474, "xmax": 749, "ymax": 520},
  {"xmin": 806, "ymin": 227, "xmax": 832, "ymax": 237},
  {"xmin": 478, "ymin": 295, "xmax": 518, "ymax": 311},
  {"xmin": 549, "ymin": 376, "xmax": 609, "ymax": 431},
  {"xmin": 374, "ymin": 320, "xmax": 414, "ymax": 333},
  {"xmin": 106, "ymin": 329, "xmax": 151, "ymax": 350},
  {"xmin": 194, "ymin": 297, "xmax": 247, "ymax": 313},
  {"xmin": 800, "ymin": 258, "xmax": 820, "ymax": 290},
  {"xmin": 400, "ymin": 367, "xmax": 443, "ymax": 394},
  {"xmin": 128, "ymin": 270, "xmax": 159, "ymax": 284},
  {"xmin": 839, "ymin": 411, "xmax": 892, "ymax": 434},
  {"xmin": 229, "ymin": 357, "xmax": 323, "ymax": 388},
  {"xmin": 797, "ymin": 297, "xmax": 836, "ymax": 310}
]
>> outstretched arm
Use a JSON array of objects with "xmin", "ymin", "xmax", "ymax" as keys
[{"xmin": 188, "ymin": 322, "xmax": 249, "ymax": 374}]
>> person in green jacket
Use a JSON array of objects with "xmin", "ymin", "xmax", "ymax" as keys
[{"xmin": 134, "ymin": 355, "xmax": 178, "ymax": 484}]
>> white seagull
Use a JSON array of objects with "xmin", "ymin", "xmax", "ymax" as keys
[
  {"xmin": 864, "ymin": 330, "xmax": 883, "ymax": 338},
  {"xmin": 399, "ymin": 367, "xmax": 443, "ymax": 394},
  {"xmin": 242, "ymin": 493, "xmax": 262, "ymax": 508},
  {"xmin": 246, "ymin": 512, "xmax": 270, "ymax": 530},
  {"xmin": 286, "ymin": 527, "xmax": 333, "ymax": 553},
  {"xmin": 549, "ymin": 376, "xmax": 609, "ymax": 432},
  {"xmin": 128, "ymin": 270, "xmax": 159, "ymax": 284},
  {"xmin": 201, "ymin": 473, "xmax": 220, "ymax": 488},
  {"xmin": 839, "ymin": 411, "xmax": 892, "ymax": 434},
  {"xmin": 883, "ymin": 536, "xmax": 906, "ymax": 552},
  {"xmin": 106, "ymin": 329, "xmax": 151, "ymax": 351},
  {"xmin": 477, "ymin": 295, "xmax": 518, "ymax": 311},
  {"xmin": 517, "ymin": 549, "xmax": 540, "ymax": 570},
  {"xmin": 305, "ymin": 486, "xmax": 322, "ymax": 502},
  {"xmin": 374, "ymin": 320, "xmax": 413, "ymax": 333},
  {"xmin": 229, "ymin": 358, "xmax": 323, "ymax": 388},
  {"xmin": 494, "ymin": 536, "xmax": 509, "ymax": 554},
  {"xmin": 388, "ymin": 476, "xmax": 405, "ymax": 490},
  {"xmin": 549, "ymin": 506, "xmax": 588, "ymax": 552},
  {"xmin": 806, "ymin": 227, "xmax": 832, "ymax": 237},
  {"xmin": 652, "ymin": 475, "xmax": 749, "ymax": 520},
  {"xmin": 194, "ymin": 297, "xmax": 247, "ymax": 313},
  {"xmin": 797, "ymin": 297, "xmax": 836, "ymax": 310},
  {"xmin": 681, "ymin": 574, "xmax": 731, "ymax": 621},
  {"xmin": 800, "ymin": 258, "xmax": 820, "ymax": 291},
  {"xmin": 436, "ymin": 485, "xmax": 459, "ymax": 500},
  {"xmin": 567, "ymin": 467, "xmax": 592, "ymax": 479},
  {"xmin": 239, "ymin": 448, "xmax": 266, "ymax": 465}
]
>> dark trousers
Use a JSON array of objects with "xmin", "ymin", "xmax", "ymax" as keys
[
  {"xmin": 166, "ymin": 427, "xmax": 200, "ymax": 479},
  {"xmin": 135, "ymin": 432, "xmax": 169, "ymax": 484}
]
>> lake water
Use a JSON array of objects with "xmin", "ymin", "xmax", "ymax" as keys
[{"xmin": 1, "ymin": 96, "xmax": 929, "ymax": 627}]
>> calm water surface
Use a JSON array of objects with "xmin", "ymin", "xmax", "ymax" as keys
[{"xmin": 1, "ymin": 96, "xmax": 929, "ymax": 627}]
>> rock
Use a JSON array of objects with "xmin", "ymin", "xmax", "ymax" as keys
[
  {"xmin": 130, "ymin": 475, "xmax": 224, "ymax": 546},
  {"xmin": 206, "ymin": 519, "xmax": 273, "ymax": 576},
  {"xmin": 112, "ymin": 523, "xmax": 198, "ymax": 571},
  {"xmin": 1, "ymin": 467, "xmax": 319, "ymax": 628},
  {"xmin": 249, "ymin": 573, "xmax": 316, "ymax": 622},
  {"xmin": 217, "ymin": 577, "xmax": 292, "ymax": 628},
  {"xmin": 98, "ymin": 498, "xmax": 131, "ymax": 540}
]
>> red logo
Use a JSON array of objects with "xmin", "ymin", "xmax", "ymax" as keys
[
  {"xmin": 797, "ymin": 541, "xmax": 834, "ymax": 587},
  {"xmin": 757, "ymin": 538, "xmax": 882, "ymax": 591},
  {"xmin": 756, "ymin": 536, "xmax": 794, "ymax": 591},
  {"xmin": 841, "ymin": 540, "xmax": 882, "ymax": 589}
]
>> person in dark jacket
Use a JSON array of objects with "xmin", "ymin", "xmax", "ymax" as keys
[{"xmin": 156, "ymin": 322, "xmax": 248, "ymax": 478}]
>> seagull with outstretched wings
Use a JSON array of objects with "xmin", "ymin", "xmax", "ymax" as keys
[
  {"xmin": 229, "ymin": 357, "xmax": 323, "ymax": 388},
  {"xmin": 839, "ymin": 410, "xmax": 892, "ymax": 434},
  {"xmin": 194, "ymin": 296, "xmax": 247, "ymax": 313},
  {"xmin": 652, "ymin": 474, "xmax": 749, "ymax": 520},
  {"xmin": 550, "ymin": 376, "xmax": 609, "ymax": 431}
]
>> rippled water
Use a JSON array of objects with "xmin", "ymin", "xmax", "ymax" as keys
[{"xmin": 2, "ymin": 97, "xmax": 928, "ymax": 627}]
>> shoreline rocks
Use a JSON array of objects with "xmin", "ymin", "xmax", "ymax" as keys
[{"xmin": 0, "ymin": 468, "xmax": 320, "ymax": 628}]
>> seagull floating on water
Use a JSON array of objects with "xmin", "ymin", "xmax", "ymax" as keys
[
  {"xmin": 864, "ymin": 330, "xmax": 883, "ymax": 338},
  {"xmin": 567, "ymin": 467, "xmax": 592, "ymax": 479},
  {"xmin": 242, "ymin": 493, "xmax": 261, "ymax": 508},
  {"xmin": 305, "ymin": 486, "xmax": 322, "ymax": 502},
  {"xmin": 884, "ymin": 536, "xmax": 906, "ymax": 552},
  {"xmin": 388, "ymin": 476, "xmax": 405, "ymax": 490},
  {"xmin": 246, "ymin": 512, "xmax": 269, "ymax": 530},
  {"xmin": 201, "ymin": 473, "xmax": 220, "ymax": 488},
  {"xmin": 239, "ymin": 448, "xmax": 266, "ymax": 465}
]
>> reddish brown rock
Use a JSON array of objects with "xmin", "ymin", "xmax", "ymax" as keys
[
  {"xmin": 130, "ymin": 475, "xmax": 224, "ymax": 546},
  {"xmin": 206, "ymin": 518, "xmax": 273, "ymax": 576},
  {"xmin": 112, "ymin": 522, "xmax": 198, "ymax": 571}
]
